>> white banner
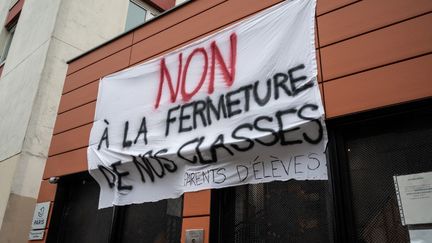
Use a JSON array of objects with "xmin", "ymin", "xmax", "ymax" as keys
[{"xmin": 88, "ymin": 0, "xmax": 327, "ymax": 208}]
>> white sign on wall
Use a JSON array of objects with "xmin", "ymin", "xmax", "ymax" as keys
[
  {"xmin": 394, "ymin": 171, "xmax": 432, "ymax": 225},
  {"xmin": 88, "ymin": 0, "xmax": 327, "ymax": 208},
  {"xmin": 29, "ymin": 230, "xmax": 45, "ymax": 241},
  {"xmin": 31, "ymin": 202, "xmax": 50, "ymax": 230}
]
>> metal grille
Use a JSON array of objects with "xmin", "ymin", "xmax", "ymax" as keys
[
  {"xmin": 345, "ymin": 122, "xmax": 432, "ymax": 243},
  {"xmin": 48, "ymin": 173, "xmax": 183, "ymax": 243},
  {"xmin": 219, "ymin": 180, "xmax": 332, "ymax": 243},
  {"xmin": 118, "ymin": 197, "xmax": 183, "ymax": 243},
  {"xmin": 49, "ymin": 176, "xmax": 113, "ymax": 243}
]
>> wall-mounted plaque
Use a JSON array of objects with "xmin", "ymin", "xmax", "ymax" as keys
[{"xmin": 394, "ymin": 171, "xmax": 432, "ymax": 225}]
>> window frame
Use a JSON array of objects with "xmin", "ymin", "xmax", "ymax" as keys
[
  {"xmin": 0, "ymin": 23, "xmax": 17, "ymax": 65},
  {"xmin": 125, "ymin": 0, "xmax": 160, "ymax": 31}
]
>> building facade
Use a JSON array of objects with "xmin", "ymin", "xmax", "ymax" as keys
[
  {"xmin": 6, "ymin": 0, "xmax": 432, "ymax": 242},
  {"xmin": 0, "ymin": 0, "xmax": 177, "ymax": 242}
]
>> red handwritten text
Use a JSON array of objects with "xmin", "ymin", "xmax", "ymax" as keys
[{"xmin": 155, "ymin": 33, "xmax": 237, "ymax": 109}]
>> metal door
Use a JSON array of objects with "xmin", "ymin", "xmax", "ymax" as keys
[{"xmin": 47, "ymin": 172, "xmax": 183, "ymax": 243}]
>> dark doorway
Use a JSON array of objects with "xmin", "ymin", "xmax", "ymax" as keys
[
  {"xmin": 213, "ymin": 100, "xmax": 432, "ymax": 243},
  {"xmin": 329, "ymin": 100, "xmax": 432, "ymax": 243},
  {"xmin": 212, "ymin": 179, "xmax": 333, "ymax": 243},
  {"xmin": 47, "ymin": 172, "xmax": 183, "ymax": 243}
]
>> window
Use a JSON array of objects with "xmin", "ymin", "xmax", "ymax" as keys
[
  {"xmin": 9, "ymin": 0, "xmax": 20, "ymax": 8},
  {"xmin": 0, "ymin": 24, "xmax": 16, "ymax": 64},
  {"xmin": 125, "ymin": 0, "xmax": 159, "ymax": 31}
]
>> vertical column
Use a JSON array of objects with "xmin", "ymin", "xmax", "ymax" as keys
[{"xmin": 181, "ymin": 190, "xmax": 211, "ymax": 243}]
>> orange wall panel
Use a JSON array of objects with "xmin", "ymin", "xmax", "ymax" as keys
[
  {"xmin": 133, "ymin": 0, "xmax": 225, "ymax": 44},
  {"xmin": 148, "ymin": 0, "xmax": 176, "ymax": 11},
  {"xmin": 181, "ymin": 216, "xmax": 210, "ymax": 243},
  {"xmin": 63, "ymin": 47, "xmax": 131, "ymax": 94},
  {"xmin": 44, "ymin": 148, "xmax": 88, "ymax": 179},
  {"xmin": 48, "ymin": 124, "xmax": 92, "ymax": 156},
  {"xmin": 324, "ymin": 54, "xmax": 432, "ymax": 118},
  {"xmin": 183, "ymin": 190, "xmax": 211, "ymax": 217},
  {"xmin": 316, "ymin": 0, "xmax": 358, "ymax": 15},
  {"xmin": 130, "ymin": 0, "xmax": 283, "ymax": 65},
  {"xmin": 53, "ymin": 101, "xmax": 95, "ymax": 134},
  {"xmin": 67, "ymin": 33, "xmax": 133, "ymax": 75},
  {"xmin": 37, "ymin": 180, "xmax": 57, "ymax": 203},
  {"xmin": 318, "ymin": 0, "xmax": 432, "ymax": 46},
  {"xmin": 320, "ymin": 13, "xmax": 432, "ymax": 81},
  {"xmin": 58, "ymin": 81, "xmax": 98, "ymax": 113}
]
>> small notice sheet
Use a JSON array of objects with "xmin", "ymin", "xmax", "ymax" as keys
[
  {"xmin": 394, "ymin": 171, "xmax": 432, "ymax": 225},
  {"xmin": 409, "ymin": 229, "xmax": 432, "ymax": 243}
]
